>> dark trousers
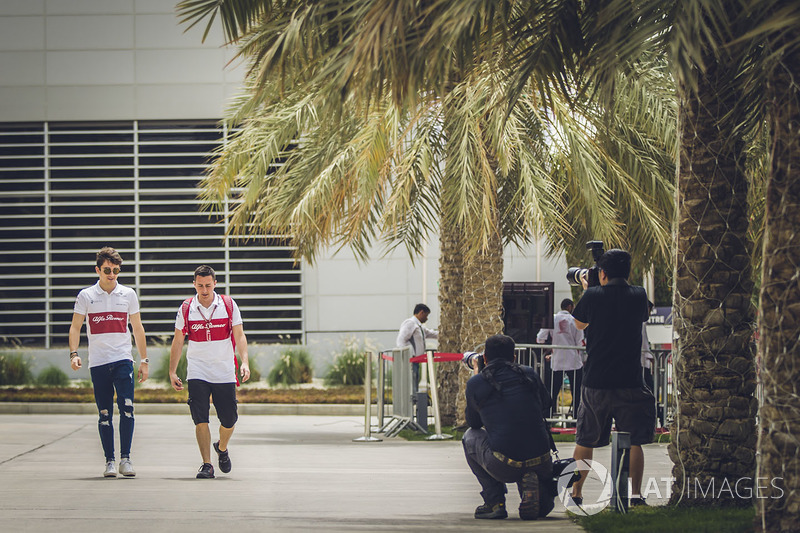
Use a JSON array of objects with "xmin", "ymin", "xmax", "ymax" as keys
[
  {"xmin": 90, "ymin": 359, "xmax": 135, "ymax": 461},
  {"xmin": 462, "ymin": 428, "xmax": 555, "ymax": 517}
]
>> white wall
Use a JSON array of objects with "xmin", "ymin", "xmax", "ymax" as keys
[{"xmin": 0, "ymin": 0, "xmax": 245, "ymax": 121}]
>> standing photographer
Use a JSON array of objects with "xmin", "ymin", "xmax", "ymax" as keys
[
  {"xmin": 462, "ymin": 334, "xmax": 555, "ymax": 520},
  {"xmin": 569, "ymin": 249, "xmax": 655, "ymax": 507}
]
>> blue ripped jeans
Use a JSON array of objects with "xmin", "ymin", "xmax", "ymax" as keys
[{"xmin": 90, "ymin": 359, "xmax": 135, "ymax": 461}]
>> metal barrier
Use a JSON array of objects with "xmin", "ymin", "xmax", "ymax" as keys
[
  {"xmin": 353, "ymin": 351, "xmax": 382, "ymax": 442},
  {"xmin": 377, "ymin": 346, "xmax": 428, "ymax": 437},
  {"xmin": 515, "ymin": 344, "xmax": 674, "ymax": 428},
  {"xmin": 363, "ymin": 344, "xmax": 675, "ymax": 438},
  {"xmin": 514, "ymin": 343, "xmax": 585, "ymax": 421},
  {"xmin": 423, "ymin": 351, "xmax": 453, "ymax": 440},
  {"xmin": 651, "ymin": 349, "xmax": 673, "ymax": 427}
]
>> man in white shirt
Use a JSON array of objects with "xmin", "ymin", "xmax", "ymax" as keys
[
  {"xmin": 169, "ymin": 265, "xmax": 250, "ymax": 479},
  {"xmin": 536, "ymin": 299, "xmax": 584, "ymax": 417},
  {"xmin": 69, "ymin": 247, "xmax": 149, "ymax": 478},
  {"xmin": 396, "ymin": 303, "xmax": 439, "ymax": 391}
]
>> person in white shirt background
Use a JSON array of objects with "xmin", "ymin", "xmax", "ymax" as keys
[
  {"xmin": 536, "ymin": 299, "xmax": 585, "ymax": 417},
  {"xmin": 396, "ymin": 303, "xmax": 439, "ymax": 392}
]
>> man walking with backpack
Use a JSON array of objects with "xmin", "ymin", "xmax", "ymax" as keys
[{"xmin": 169, "ymin": 265, "xmax": 250, "ymax": 479}]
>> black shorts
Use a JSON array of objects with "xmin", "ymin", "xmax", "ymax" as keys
[
  {"xmin": 187, "ymin": 379, "xmax": 238, "ymax": 428},
  {"xmin": 575, "ymin": 387, "xmax": 656, "ymax": 447}
]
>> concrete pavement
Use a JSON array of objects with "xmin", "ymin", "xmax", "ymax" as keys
[{"xmin": 0, "ymin": 411, "xmax": 672, "ymax": 532}]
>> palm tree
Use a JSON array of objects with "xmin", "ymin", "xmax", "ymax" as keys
[
  {"xmin": 751, "ymin": 2, "xmax": 800, "ymax": 529},
  {"xmin": 547, "ymin": 0, "xmax": 799, "ymax": 517},
  {"xmin": 175, "ymin": 0, "xmax": 676, "ymax": 426}
]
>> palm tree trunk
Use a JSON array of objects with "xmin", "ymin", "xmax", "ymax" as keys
[
  {"xmin": 436, "ymin": 217, "xmax": 464, "ymax": 425},
  {"xmin": 668, "ymin": 51, "xmax": 758, "ymax": 505},
  {"xmin": 454, "ymin": 218, "xmax": 505, "ymax": 426},
  {"xmin": 756, "ymin": 31, "xmax": 800, "ymax": 531}
]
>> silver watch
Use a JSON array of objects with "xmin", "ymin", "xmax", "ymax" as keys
[{"xmin": 140, "ymin": 358, "xmax": 149, "ymax": 364}]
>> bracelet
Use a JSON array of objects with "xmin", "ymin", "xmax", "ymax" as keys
[{"xmin": 69, "ymin": 351, "xmax": 78, "ymax": 360}]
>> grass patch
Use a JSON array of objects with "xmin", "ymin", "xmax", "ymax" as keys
[{"xmin": 575, "ymin": 504, "xmax": 755, "ymax": 533}]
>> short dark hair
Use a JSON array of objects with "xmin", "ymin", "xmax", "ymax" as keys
[
  {"xmin": 194, "ymin": 265, "xmax": 216, "ymax": 280},
  {"xmin": 484, "ymin": 334, "xmax": 515, "ymax": 362},
  {"xmin": 560, "ymin": 298, "xmax": 573, "ymax": 310},
  {"xmin": 413, "ymin": 303, "xmax": 430, "ymax": 315},
  {"xmin": 597, "ymin": 249, "xmax": 631, "ymax": 280},
  {"xmin": 96, "ymin": 247, "xmax": 122, "ymax": 268}
]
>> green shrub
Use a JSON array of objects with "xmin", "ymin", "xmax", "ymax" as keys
[
  {"xmin": 152, "ymin": 349, "xmax": 188, "ymax": 384},
  {"xmin": 267, "ymin": 347, "xmax": 313, "ymax": 386},
  {"xmin": 325, "ymin": 344, "xmax": 373, "ymax": 386},
  {"xmin": 0, "ymin": 353, "xmax": 34, "ymax": 385},
  {"xmin": 37, "ymin": 365, "xmax": 70, "ymax": 386}
]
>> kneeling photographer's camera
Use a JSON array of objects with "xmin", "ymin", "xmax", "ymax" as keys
[
  {"xmin": 462, "ymin": 351, "xmax": 485, "ymax": 372},
  {"xmin": 566, "ymin": 240, "xmax": 605, "ymax": 287}
]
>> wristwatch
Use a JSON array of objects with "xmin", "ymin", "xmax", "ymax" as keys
[
  {"xmin": 140, "ymin": 358, "xmax": 149, "ymax": 364},
  {"xmin": 69, "ymin": 351, "xmax": 78, "ymax": 360}
]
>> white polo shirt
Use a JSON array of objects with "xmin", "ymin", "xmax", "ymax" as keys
[
  {"xmin": 73, "ymin": 281, "xmax": 139, "ymax": 368},
  {"xmin": 174, "ymin": 292, "xmax": 243, "ymax": 384},
  {"xmin": 536, "ymin": 310, "xmax": 585, "ymax": 371}
]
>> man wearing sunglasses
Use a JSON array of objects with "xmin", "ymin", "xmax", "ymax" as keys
[{"xmin": 69, "ymin": 246, "xmax": 149, "ymax": 478}]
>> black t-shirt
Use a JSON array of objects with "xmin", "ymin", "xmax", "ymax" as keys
[
  {"xmin": 465, "ymin": 361, "xmax": 551, "ymax": 460},
  {"xmin": 571, "ymin": 279, "xmax": 649, "ymax": 389}
]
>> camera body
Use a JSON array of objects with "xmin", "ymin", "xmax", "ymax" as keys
[
  {"xmin": 462, "ymin": 351, "xmax": 485, "ymax": 372},
  {"xmin": 566, "ymin": 241, "xmax": 605, "ymax": 287}
]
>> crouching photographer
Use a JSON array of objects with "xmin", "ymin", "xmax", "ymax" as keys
[{"xmin": 462, "ymin": 334, "xmax": 555, "ymax": 520}]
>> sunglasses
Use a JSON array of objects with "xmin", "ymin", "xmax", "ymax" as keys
[{"xmin": 101, "ymin": 267, "xmax": 121, "ymax": 275}]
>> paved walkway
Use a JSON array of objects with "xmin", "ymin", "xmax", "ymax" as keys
[{"xmin": 0, "ymin": 410, "xmax": 672, "ymax": 532}]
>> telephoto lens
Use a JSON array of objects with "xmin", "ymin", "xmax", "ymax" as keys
[
  {"xmin": 566, "ymin": 267, "xmax": 587, "ymax": 286},
  {"xmin": 461, "ymin": 352, "xmax": 485, "ymax": 372}
]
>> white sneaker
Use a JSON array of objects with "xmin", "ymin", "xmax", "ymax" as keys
[
  {"xmin": 119, "ymin": 458, "xmax": 136, "ymax": 477},
  {"xmin": 103, "ymin": 461, "xmax": 117, "ymax": 478}
]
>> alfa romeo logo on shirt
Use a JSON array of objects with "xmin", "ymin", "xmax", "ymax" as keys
[
  {"xmin": 557, "ymin": 459, "xmax": 613, "ymax": 516},
  {"xmin": 91, "ymin": 314, "xmax": 126, "ymax": 323}
]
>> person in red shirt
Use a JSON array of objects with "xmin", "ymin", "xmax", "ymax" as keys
[{"xmin": 169, "ymin": 265, "xmax": 250, "ymax": 479}]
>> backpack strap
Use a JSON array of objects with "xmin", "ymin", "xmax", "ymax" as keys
[
  {"xmin": 220, "ymin": 293, "xmax": 240, "ymax": 386},
  {"xmin": 181, "ymin": 297, "xmax": 193, "ymax": 336}
]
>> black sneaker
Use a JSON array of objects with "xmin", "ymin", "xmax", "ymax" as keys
[
  {"xmin": 214, "ymin": 441, "xmax": 232, "ymax": 474},
  {"xmin": 196, "ymin": 463, "xmax": 215, "ymax": 479},
  {"xmin": 518, "ymin": 471, "xmax": 540, "ymax": 520},
  {"xmin": 474, "ymin": 501, "xmax": 508, "ymax": 519},
  {"xmin": 630, "ymin": 497, "xmax": 648, "ymax": 507}
]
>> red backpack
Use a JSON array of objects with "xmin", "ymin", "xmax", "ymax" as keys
[{"xmin": 181, "ymin": 294, "xmax": 241, "ymax": 386}]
